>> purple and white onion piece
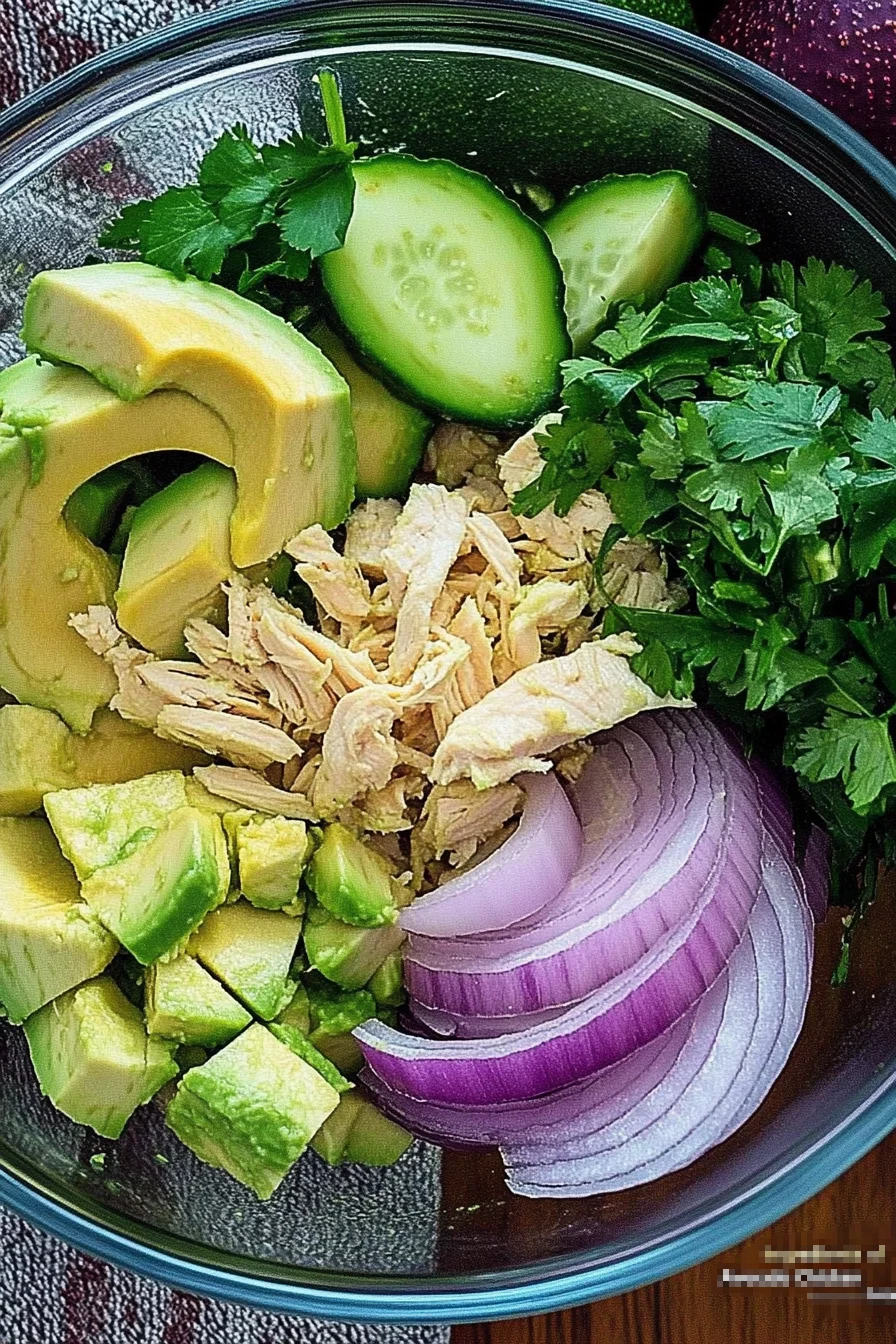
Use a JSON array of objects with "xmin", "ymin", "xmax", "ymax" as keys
[
  {"xmin": 403, "ymin": 713, "xmax": 761, "ymax": 1019},
  {"xmin": 399, "ymin": 772, "xmax": 583, "ymax": 938}
]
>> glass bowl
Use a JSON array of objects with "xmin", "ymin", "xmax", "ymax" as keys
[{"xmin": 2, "ymin": 0, "xmax": 896, "ymax": 1324}]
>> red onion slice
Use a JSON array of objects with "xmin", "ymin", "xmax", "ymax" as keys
[
  {"xmin": 502, "ymin": 830, "xmax": 813, "ymax": 1195},
  {"xmin": 404, "ymin": 713, "xmax": 760, "ymax": 1018},
  {"xmin": 399, "ymin": 772, "xmax": 583, "ymax": 938}
]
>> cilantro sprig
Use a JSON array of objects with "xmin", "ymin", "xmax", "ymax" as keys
[
  {"xmin": 99, "ymin": 69, "xmax": 355, "ymax": 316},
  {"xmin": 515, "ymin": 234, "xmax": 896, "ymax": 977}
]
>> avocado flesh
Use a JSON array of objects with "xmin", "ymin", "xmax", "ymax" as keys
[
  {"xmin": 0, "ymin": 705, "xmax": 207, "ymax": 816},
  {"xmin": 307, "ymin": 823, "xmax": 399, "ymax": 927},
  {"xmin": 64, "ymin": 464, "xmax": 132, "ymax": 545},
  {"xmin": 24, "ymin": 976, "xmax": 178, "ymax": 1138},
  {"xmin": 306, "ymin": 982, "xmax": 377, "ymax": 1075},
  {"xmin": 368, "ymin": 949, "xmax": 405, "ymax": 1007},
  {"xmin": 81, "ymin": 806, "xmax": 228, "ymax": 964},
  {"xmin": 44, "ymin": 770, "xmax": 189, "ymax": 880},
  {"xmin": 24, "ymin": 263, "xmax": 356, "ymax": 568},
  {"xmin": 145, "ymin": 954, "xmax": 251, "ymax": 1046},
  {"xmin": 310, "ymin": 322, "xmax": 431, "ymax": 499},
  {"xmin": 188, "ymin": 900, "xmax": 301, "ymax": 1020},
  {"xmin": 165, "ymin": 1022, "xmax": 340, "ymax": 1198},
  {"xmin": 311, "ymin": 1092, "xmax": 412, "ymax": 1166},
  {"xmin": 0, "ymin": 357, "xmax": 231, "ymax": 731},
  {"xmin": 237, "ymin": 816, "xmax": 309, "ymax": 912},
  {"xmin": 268, "ymin": 1021, "xmax": 352, "ymax": 1093},
  {"xmin": 116, "ymin": 461, "xmax": 236, "ymax": 657},
  {"xmin": 303, "ymin": 898, "xmax": 405, "ymax": 990},
  {"xmin": 0, "ymin": 817, "xmax": 118, "ymax": 1022}
]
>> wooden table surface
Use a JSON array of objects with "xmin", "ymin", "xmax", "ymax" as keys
[{"xmin": 455, "ymin": 1127, "xmax": 896, "ymax": 1343}]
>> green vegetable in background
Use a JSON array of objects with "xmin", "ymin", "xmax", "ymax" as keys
[
  {"xmin": 603, "ymin": 0, "xmax": 697, "ymax": 30},
  {"xmin": 515, "ymin": 220, "xmax": 896, "ymax": 978}
]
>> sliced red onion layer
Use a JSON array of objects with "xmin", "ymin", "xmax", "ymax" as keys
[
  {"xmin": 403, "ymin": 712, "xmax": 761, "ymax": 1019},
  {"xmin": 502, "ymin": 830, "xmax": 813, "ymax": 1195},
  {"xmin": 399, "ymin": 772, "xmax": 583, "ymax": 938},
  {"xmin": 357, "ymin": 709, "xmax": 820, "ymax": 1196}
]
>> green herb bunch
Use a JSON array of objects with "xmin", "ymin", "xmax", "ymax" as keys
[
  {"xmin": 514, "ymin": 215, "xmax": 896, "ymax": 978},
  {"xmin": 99, "ymin": 70, "xmax": 355, "ymax": 321}
]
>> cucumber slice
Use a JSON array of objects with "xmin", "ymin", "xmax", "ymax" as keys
[
  {"xmin": 545, "ymin": 172, "xmax": 705, "ymax": 352},
  {"xmin": 310, "ymin": 322, "xmax": 432, "ymax": 499},
  {"xmin": 320, "ymin": 156, "xmax": 569, "ymax": 427}
]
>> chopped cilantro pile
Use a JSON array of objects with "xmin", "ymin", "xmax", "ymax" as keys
[
  {"xmin": 99, "ymin": 70, "xmax": 355, "ymax": 318},
  {"xmin": 514, "ymin": 222, "xmax": 896, "ymax": 979}
]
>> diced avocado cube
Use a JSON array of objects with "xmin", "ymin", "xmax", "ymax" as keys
[
  {"xmin": 304, "ymin": 898, "xmax": 405, "ymax": 990},
  {"xmin": 306, "ymin": 981, "xmax": 377, "ymax": 1076},
  {"xmin": 184, "ymin": 775, "xmax": 243, "ymax": 818},
  {"xmin": 188, "ymin": 900, "xmax": 300, "ymax": 1020},
  {"xmin": 237, "ymin": 816, "xmax": 309, "ymax": 913},
  {"xmin": 145, "ymin": 954, "xmax": 251, "ymax": 1047},
  {"xmin": 274, "ymin": 980, "xmax": 311, "ymax": 1034},
  {"xmin": 63, "ymin": 464, "xmax": 132, "ymax": 546},
  {"xmin": 307, "ymin": 824, "xmax": 398, "ymax": 927},
  {"xmin": 165, "ymin": 1023, "xmax": 340, "ymax": 1199},
  {"xmin": 116, "ymin": 462, "xmax": 236, "ymax": 659},
  {"xmin": 367, "ymin": 949, "xmax": 405, "ymax": 1007},
  {"xmin": 81, "ymin": 807, "xmax": 228, "ymax": 964},
  {"xmin": 44, "ymin": 771, "xmax": 189, "ymax": 880},
  {"xmin": 24, "ymin": 976, "xmax": 178, "ymax": 1138},
  {"xmin": 311, "ymin": 1092, "xmax": 412, "ymax": 1167},
  {"xmin": 343, "ymin": 1098, "xmax": 413, "ymax": 1166},
  {"xmin": 268, "ymin": 1022, "xmax": 352, "ymax": 1093},
  {"xmin": 0, "ymin": 817, "xmax": 118, "ymax": 1022}
]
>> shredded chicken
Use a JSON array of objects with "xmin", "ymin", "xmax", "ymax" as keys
[
  {"xmin": 313, "ymin": 685, "xmax": 401, "ymax": 815},
  {"xmin": 383, "ymin": 483, "xmax": 469, "ymax": 681},
  {"xmin": 343, "ymin": 498, "xmax": 401, "ymax": 577},
  {"xmin": 425, "ymin": 423, "xmax": 503, "ymax": 488},
  {"xmin": 416, "ymin": 778, "xmax": 523, "ymax": 868},
  {"xmin": 285, "ymin": 524, "xmax": 371, "ymax": 627},
  {"xmin": 465, "ymin": 511, "xmax": 522, "ymax": 603},
  {"xmin": 504, "ymin": 578, "xmax": 590, "ymax": 671},
  {"xmin": 193, "ymin": 765, "xmax": 316, "ymax": 819},
  {"xmin": 155, "ymin": 706, "xmax": 300, "ymax": 771},
  {"xmin": 432, "ymin": 633, "xmax": 687, "ymax": 787}
]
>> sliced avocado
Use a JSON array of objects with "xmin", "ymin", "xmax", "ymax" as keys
[
  {"xmin": 63, "ymin": 464, "xmax": 132, "ymax": 545},
  {"xmin": 237, "ymin": 816, "xmax": 309, "ymax": 913},
  {"xmin": 188, "ymin": 900, "xmax": 301, "ymax": 1020},
  {"xmin": 306, "ymin": 980, "xmax": 377, "ymax": 1075},
  {"xmin": 24, "ymin": 263, "xmax": 356, "ymax": 568},
  {"xmin": 80, "ymin": 807, "xmax": 228, "ymax": 964},
  {"xmin": 307, "ymin": 824, "xmax": 398, "ymax": 927},
  {"xmin": 145, "ymin": 954, "xmax": 251, "ymax": 1046},
  {"xmin": 0, "ymin": 357, "xmax": 232, "ymax": 729},
  {"xmin": 274, "ymin": 980, "xmax": 311, "ymax": 1034},
  {"xmin": 268, "ymin": 1021, "xmax": 352, "ymax": 1093},
  {"xmin": 0, "ymin": 705, "xmax": 207, "ymax": 816},
  {"xmin": 304, "ymin": 898, "xmax": 405, "ymax": 990},
  {"xmin": 44, "ymin": 770, "xmax": 188, "ymax": 880},
  {"xmin": 116, "ymin": 462, "xmax": 236, "ymax": 658},
  {"xmin": 165, "ymin": 1023, "xmax": 340, "ymax": 1198},
  {"xmin": 309, "ymin": 322, "xmax": 431, "ymax": 498},
  {"xmin": 311, "ymin": 1091, "xmax": 412, "ymax": 1166},
  {"xmin": 24, "ymin": 976, "xmax": 178, "ymax": 1138},
  {"xmin": 0, "ymin": 817, "xmax": 118, "ymax": 1022},
  {"xmin": 367, "ymin": 949, "xmax": 405, "ymax": 1007}
]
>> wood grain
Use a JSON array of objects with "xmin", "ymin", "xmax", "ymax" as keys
[{"xmin": 455, "ymin": 1128, "xmax": 896, "ymax": 1342}]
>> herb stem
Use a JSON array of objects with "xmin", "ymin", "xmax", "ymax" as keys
[{"xmin": 318, "ymin": 69, "xmax": 348, "ymax": 149}]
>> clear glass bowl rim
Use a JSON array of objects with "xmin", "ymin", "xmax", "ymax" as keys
[{"xmin": 2, "ymin": 0, "xmax": 896, "ymax": 1323}]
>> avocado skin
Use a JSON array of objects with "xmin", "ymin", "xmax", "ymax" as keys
[{"xmin": 165, "ymin": 1023, "xmax": 340, "ymax": 1199}]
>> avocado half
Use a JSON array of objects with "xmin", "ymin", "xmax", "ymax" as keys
[{"xmin": 0, "ymin": 263, "xmax": 356, "ymax": 729}]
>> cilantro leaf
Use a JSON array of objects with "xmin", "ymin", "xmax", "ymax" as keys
[
  {"xmin": 795, "ymin": 712, "xmax": 896, "ymax": 811},
  {"xmin": 130, "ymin": 186, "xmax": 241, "ymax": 280},
  {"xmin": 697, "ymin": 381, "xmax": 841, "ymax": 461},
  {"xmin": 511, "ymin": 419, "xmax": 616, "ymax": 518}
]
